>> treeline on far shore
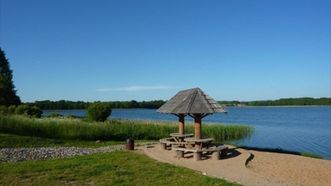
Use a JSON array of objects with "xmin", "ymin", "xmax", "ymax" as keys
[
  {"xmin": 27, "ymin": 100, "xmax": 166, "ymax": 110},
  {"xmin": 27, "ymin": 97, "xmax": 331, "ymax": 110},
  {"xmin": 219, "ymin": 97, "xmax": 331, "ymax": 106}
]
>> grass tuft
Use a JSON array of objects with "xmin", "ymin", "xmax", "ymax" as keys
[{"xmin": 301, "ymin": 152, "xmax": 322, "ymax": 159}]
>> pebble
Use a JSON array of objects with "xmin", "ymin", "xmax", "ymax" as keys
[{"xmin": 0, "ymin": 145, "xmax": 124, "ymax": 163}]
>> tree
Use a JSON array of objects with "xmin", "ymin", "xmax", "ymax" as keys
[
  {"xmin": 0, "ymin": 48, "xmax": 21, "ymax": 106},
  {"xmin": 87, "ymin": 102, "xmax": 112, "ymax": 122}
]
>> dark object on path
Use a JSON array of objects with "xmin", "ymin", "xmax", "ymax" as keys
[{"xmin": 126, "ymin": 138, "xmax": 134, "ymax": 150}]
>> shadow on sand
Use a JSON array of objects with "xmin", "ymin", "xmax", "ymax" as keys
[{"xmin": 221, "ymin": 147, "xmax": 241, "ymax": 160}]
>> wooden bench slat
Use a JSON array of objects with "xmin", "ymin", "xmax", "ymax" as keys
[{"xmin": 173, "ymin": 146, "xmax": 228, "ymax": 153}]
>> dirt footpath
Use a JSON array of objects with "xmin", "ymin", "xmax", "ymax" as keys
[{"xmin": 142, "ymin": 144, "xmax": 331, "ymax": 186}]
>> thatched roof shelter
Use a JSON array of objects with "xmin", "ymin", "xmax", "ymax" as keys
[
  {"xmin": 157, "ymin": 88, "xmax": 226, "ymax": 139},
  {"xmin": 157, "ymin": 88, "xmax": 226, "ymax": 115}
]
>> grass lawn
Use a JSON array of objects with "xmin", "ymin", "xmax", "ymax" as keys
[
  {"xmin": 0, "ymin": 151, "xmax": 239, "ymax": 186},
  {"xmin": 0, "ymin": 133, "xmax": 154, "ymax": 148}
]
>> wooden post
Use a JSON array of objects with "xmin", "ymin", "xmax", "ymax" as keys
[
  {"xmin": 176, "ymin": 150, "xmax": 184, "ymax": 158},
  {"xmin": 194, "ymin": 114, "xmax": 202, "ymax": 139},
  {"xmin": 213, "ymin": 151, "xmax": 221, "ymax": 160},
  {"xmin": 161, "ymin": 143, "xmax": 166, "ymax": 150},
  {"xmin": 178, "ymin": 114, "xmax": 185, "ymax": 135},
  {"xmin": 194, "ymin": 152, "xmax": 201, "ymax": 161}
]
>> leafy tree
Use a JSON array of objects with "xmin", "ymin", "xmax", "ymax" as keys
[
  {"xmin": 0, "ymin": 48, "xmax": 21, "ymax": 106},
  {"xmin": 87, "ymin": 102, "xmax": 112, "ymax": 122}
]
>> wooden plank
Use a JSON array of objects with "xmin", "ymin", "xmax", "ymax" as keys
[
  {"xmin": 172, "ymin": 147, "xmax": 198, "ymax": 153},
  {"xmin": 184, "ymin": 137, "xmax": 214, "ymax": 142},
  {"xmin": 173, "ymin": 146, "xmax": 228, "ymax": 153}
]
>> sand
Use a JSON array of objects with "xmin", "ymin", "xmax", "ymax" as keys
[{"xmin": 141, "ymin": 144, "xmax": 331, "ymax": 186}]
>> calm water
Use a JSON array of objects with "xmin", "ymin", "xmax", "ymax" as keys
[{"xmin": 43, "ymin": 106, "xmax": 331, "ymax": 159}]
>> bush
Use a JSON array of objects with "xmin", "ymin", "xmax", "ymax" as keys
[
  {"xmin": 28, "ymin": 106, "xmax": 43, "ymax": 118},
  {"xmin": 8, "ymin": 105, "xmax": 16, "ymax": 114},
  {"xmin": 87, "ymin": 102, "xmax": 112, "ymax": 122},
  {"xmin": 15, "ymin": 105, "xmax": 42, "ymax": 118},
  {"xmin": 0, "ymin": 105, "xmax": 8, "ymax": 115},
  {"xmin": 15, "ymin": 105, "xmax": 30, "ymax": 115}
]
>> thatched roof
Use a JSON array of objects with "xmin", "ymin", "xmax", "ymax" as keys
[{"xmin": 157, "ymin": 88, "xmax": 226, "ymax": 114}]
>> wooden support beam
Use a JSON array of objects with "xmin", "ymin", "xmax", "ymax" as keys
[
  {"xmin": 194, "ymin": 113, "xmax": 202, "ymax": 139},
  {"xmin": 178, "ymin": 114, "xmax": 185, "ymax": 135}
]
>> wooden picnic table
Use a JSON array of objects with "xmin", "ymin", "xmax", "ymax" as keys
[
  {"xmin": 184, "ymin": 137, "xmax": 214, "ymax": 150},
  {"xmin": 159, "ymin": 133, "xmax": 193, "ymax": 149},
  {"xmin": 169, "ymin": 133, "xmax": 193, "ymax": 144}
]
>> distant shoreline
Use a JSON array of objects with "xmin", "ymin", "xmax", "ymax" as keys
[
  {"xmin": 227, "ymin": 105, "xmax": 331, "ymax": 108},
  {"xmin": 41, "ymin": 105, "xmax": 331, "ymax": 111},
  {"xmin": 25, "ymin": 97, "xmax": 331, "ymax": 110}
]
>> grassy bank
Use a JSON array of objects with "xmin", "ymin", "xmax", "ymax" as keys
[
  {"xmin": 0, "ymin": 133, "xmax": 130, "ymax": 148},
  {"xmin": 0, "ymin": 115, "xmax": 253, "ymax": 142},
  {"xmin": 0, "ymin": 151, "xmax": 239, "ymax": 186}
]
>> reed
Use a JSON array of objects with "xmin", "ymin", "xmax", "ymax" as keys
[{"xmin": 0, "ymin": 115, "xmax": 253, "ymax": 142}]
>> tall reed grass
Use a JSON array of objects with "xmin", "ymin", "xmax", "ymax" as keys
[{"xmin": 0, "ymin": 115, "xmax": 253, "ymax": 142}]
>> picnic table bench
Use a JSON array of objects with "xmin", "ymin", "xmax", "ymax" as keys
[{"xmin": 173, "ymin": 145, "xmax": 228, "ymax": 161}]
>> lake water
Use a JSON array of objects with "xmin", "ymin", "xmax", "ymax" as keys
[{"xmin": 43, "ymin": 106, "xmax": 331, "ymax": 159}]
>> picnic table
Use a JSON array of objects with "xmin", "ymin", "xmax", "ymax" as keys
[
  {"xmin": 174, "ymin": 137, "xmax": 228, "ymax": 161},
  {"xmin": 169, "ymin": 133, "xmax": 193, "ymax": 144},
  {"xmin": 184, "ymin": 137, "xmax": 213, "ymax": 150},
  {"xmin": 159, "ymin": 133, "xmax": 193, "ymax": 149}
]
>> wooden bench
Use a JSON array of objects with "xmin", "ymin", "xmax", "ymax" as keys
[{"xmin": 172, "ymin": 146, "xmax": 228, "ymax": 161}]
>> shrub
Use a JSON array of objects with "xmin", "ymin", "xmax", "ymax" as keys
[
  {"xmin": 8, "ymin": 105, "xmax": 16, "ymax": 114},
  {"xmin": 15, "ymin": 105, "xmax": 42, "ymax": 118},
  {"xmin": 86, "ymin": 103, "xmax": 112, "ymax": 122},
  {"xmin": 15, "ymin": 105, "xmax": 30, "ymax": 115},
  {"xmin": 27, "ymin": 106, "xmax": 43, "ymax": 118},
  {"xmin": 0, "ymin": 105, "xmax": 8, "ymax": 115}
]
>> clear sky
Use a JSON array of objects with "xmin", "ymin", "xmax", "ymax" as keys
[{"xmin": 0, "ymin": 0, "xmax": 330, "ymax": 102}]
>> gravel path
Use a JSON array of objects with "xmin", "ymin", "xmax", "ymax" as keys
[{"xmin": 0, "ymin": 145, "xmax": 124, "ymax": 163}]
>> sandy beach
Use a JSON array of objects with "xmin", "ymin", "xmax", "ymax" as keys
[{"xmin": 142, "ymin": 144, "xmax": 331, "ymax": 186}]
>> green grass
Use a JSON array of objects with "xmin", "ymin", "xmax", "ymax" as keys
[
  {"xmin": 301, "ymin": 152, "xmax": 323, "ymax": 159},
  {"xmin": 0, "ymin": 133, "xmax": 135, "ymax": 148},
  {"xmin": 0, "ymin": 151, "xmax": 239, "ymax": 186},
  {"xmin": 0, "ymin": 115, "xmax": 253, "ymax": 142}
]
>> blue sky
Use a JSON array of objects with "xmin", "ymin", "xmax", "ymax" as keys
[{"xmin": 0, "ymin": 0, "xmax": 330, "ymax": 102}]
